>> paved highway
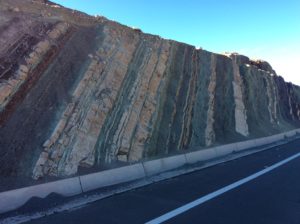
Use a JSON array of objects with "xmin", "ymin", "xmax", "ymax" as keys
[{"xmin": 9, "ymin": 139, "xmax": 300, "ymax": 223}]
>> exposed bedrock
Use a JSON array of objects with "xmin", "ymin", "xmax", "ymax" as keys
[{"xmin": 0, "ymin": 0, "xmax": 300, "ymax": 181}]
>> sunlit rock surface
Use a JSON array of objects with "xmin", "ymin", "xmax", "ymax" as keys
[{"xmin": 0, "ymin": 0, "xmax": 300, "ymax": 181}]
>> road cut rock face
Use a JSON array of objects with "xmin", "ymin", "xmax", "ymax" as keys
[{"xmin": 0, "ymin": 0, "xmax": 300, "ymax": 182}]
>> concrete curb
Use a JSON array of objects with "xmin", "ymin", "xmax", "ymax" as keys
[
  {"xmin": 0, "ymin": 128, "xmax": 299, "ymax": 214},
  {"xmin": 0, "ymin": 177, "xmax": 82, "ymax": 214}
]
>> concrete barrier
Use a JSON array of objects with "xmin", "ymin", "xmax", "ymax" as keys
[
  {"xmin": 142, "ymin": 154, "xmax": 187, "ymax": 177},
  {"xmin": 1, "ymin": 128, "xmax": 300, "ymax": 214},
  {"xmin": 214, "ymin": 143, "xmax": 238, "ymax": 157},
  {"xmin": 235, "ymin": 139, "xmax": 257, "ymax": 152},
  {"xmin": 285, "ymin": 130, "xmax": 297, "ymax": 138},
  {"xmin": 80, "ymin": 163, "xmax": 146, "ymax": 192},
  {"xmin": 185, "ymin": 148, "xmax": 217, "ymax": 164},
  {"xmin": 255, "ymin": 135, "xmax": 276, "ymax": 146},
  {"xmin": 0, "ymin": 177, "xmax": 82, "ymax": 214},
  {"xmin": 267, "ymin": 134, "xmax": 284, "ymax": 143},
  {"xmin": 256, "ymin": 137, "xmax": 270, "ymax": 146},
  {"xmin": 271, "ymin": 133, "xmax": 284, "ymax": 141}
]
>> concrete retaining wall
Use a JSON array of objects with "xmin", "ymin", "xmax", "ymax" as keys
[{"xmin": 1, "ymin": 128, "xmax": 299, "ymax": 214}]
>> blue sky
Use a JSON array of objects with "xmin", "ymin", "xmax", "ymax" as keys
[{"xmin": 52, "ymin": 0, "xmax": 300, "ymax": 85}]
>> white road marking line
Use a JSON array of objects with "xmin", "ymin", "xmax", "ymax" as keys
[{"xmin": 146, "ymin": 151, "xmax": 300, "ymax": 224}]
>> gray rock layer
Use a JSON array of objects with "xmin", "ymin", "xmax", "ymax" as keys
[{"xmin": 0, "ymin": 0, "xmax": 299, "ymax": 180}]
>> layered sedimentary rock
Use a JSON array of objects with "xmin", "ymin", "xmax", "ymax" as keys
[{"xmin": 0, "ymin": 0, "xmax": 300, "ymax": 181}]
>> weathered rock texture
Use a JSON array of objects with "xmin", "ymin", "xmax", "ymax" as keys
[{"xmin": 0, "ymin": 0, "xmax": 300, "ymax": 181}]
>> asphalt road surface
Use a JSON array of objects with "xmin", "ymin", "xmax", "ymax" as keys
[{"xmin": 20, "ymin": 139, "xmax": 300, "ymax": 223}]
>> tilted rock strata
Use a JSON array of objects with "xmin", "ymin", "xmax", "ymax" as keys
[
  {"xmin": 231, "ymin": 54, "xmax": 249, "ymax": 136},
  {"xmin": 204, "ymin": 54, "xmax": 217, "ymax": 146},
  {"xmin": 0, "ymin": 21, "xmax": 71, "ymax": 114},
  {"xmin": 0, "ymin": 0, "xmax": 299, "ymax": 180}
]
